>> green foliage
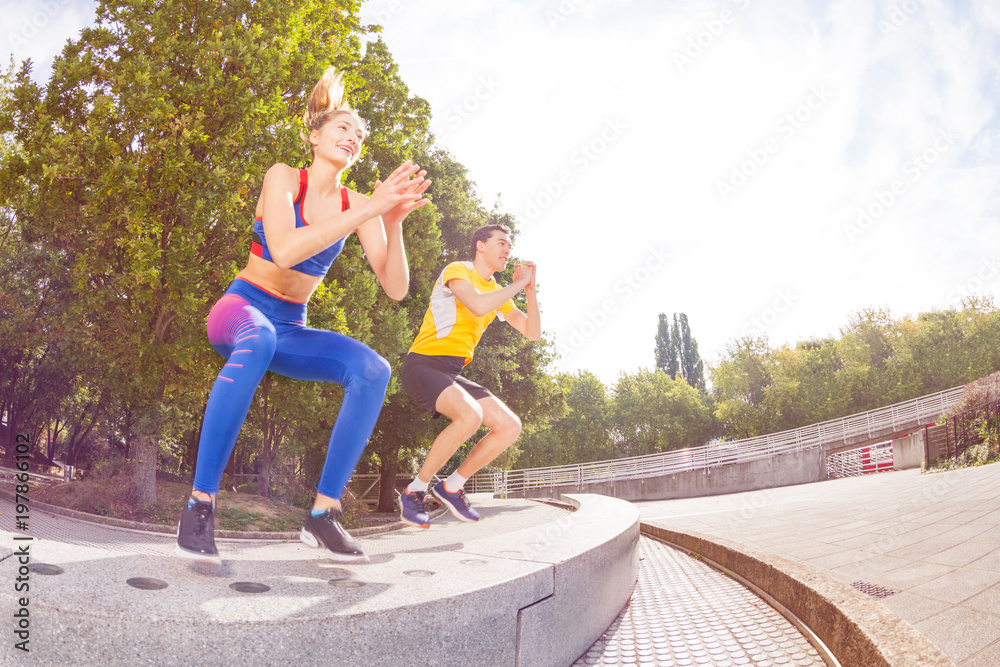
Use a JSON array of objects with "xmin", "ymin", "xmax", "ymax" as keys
[
  {"xmin": 710, "ymin": 304, "xmax": 1000, "ymax": 438},
  {"xmin": 971, "ymin": 417, "xmax": 1000, "ymax": 464},
  {"xmin": 928, "ymin": 413, "xmax": 1000, "ymax": 472},
  {"xmin": 0, "ymin": 61, "xmax": 82, "ymax": 456},
  {"xmin": 88, "ymin": 453, "xmax": 129, "ymax": 480},
  {"xmin": 654, "ymin": 312, "xmax": 705, "ymax": 391},
  {"xmin": 654, "ymin": 314, "xmax": 677, "ymax": 379},
  {"xmin": 966, "ymin": 441, "xmax": 993, "ymax": 467},
  {"xmin": 711, "ymin": 336, "xmax": 773, "ymax": 438},
  {"xmin": 516, "ymin": 371, "xmax": 613, "ymax": 468},
  {"xmin": 610, "ymin": 370, "xmax": 715, "ymax": 457}
]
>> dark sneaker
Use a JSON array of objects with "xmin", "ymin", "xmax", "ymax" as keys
[
  {"xmin": 300, "ymin": 509, "xmax": 370, "ymax": 563},
  {"xmin": 175, "ymin": 500, "xmax": 221, "ymax": 565},
  {"xmin": 399, "ymin": 490, "xmax": 430, "ymax": 529},
  {"xmin": 431, "ymin": 481, "xmax": 480, "ymax": 523}
]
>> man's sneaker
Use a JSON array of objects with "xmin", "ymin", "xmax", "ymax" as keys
[
  {"xmin": 175, "ymin": 499, "xmax": 222, "ymax": 565},
  {"xmin": 399, "ymin": 490, "xmax": 430, "ymax": 529},
  {"xmin": 431, "ymin": 481, "xmax": 480, "ymax": 523},
  {"xmin": 300, "ymin": 508, "xmax": 370, "ymax": 563}
]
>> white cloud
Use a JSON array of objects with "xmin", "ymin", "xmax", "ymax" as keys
[{"xmin": 2, "ymin": 0, "xmax": 96, "ymax": 80}]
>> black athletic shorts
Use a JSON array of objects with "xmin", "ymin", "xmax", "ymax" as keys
[{"xmin": 400, "ymin": 353, "xmax": 493, "ymax": 417}]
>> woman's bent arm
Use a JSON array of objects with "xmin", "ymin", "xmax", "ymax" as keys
[{"xmin": 261, "ymin": 162, "xmax": 424, "ymax": 270}]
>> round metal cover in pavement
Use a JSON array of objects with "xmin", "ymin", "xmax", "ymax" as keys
[{"xmin": 229, "ymin": 582, "xmax": 270, "ymax": 593}]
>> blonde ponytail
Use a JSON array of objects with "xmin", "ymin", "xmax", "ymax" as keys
[{"xmin": 301, "ymin": 67, "xmax": 367, "ymax": 156}]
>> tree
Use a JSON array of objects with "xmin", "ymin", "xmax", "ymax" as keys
[
  {"xmin": 710, "ymin": 336, "xmax": 773, "ymax": 438},
  {"xmin": 654, "ymin": 314, "xmax": 678, "ymax": 380},
  {"xmin": 610, "ymin": 369, "xmax": 714, "ymax": 457},
  {"xmin": 3, "ymin": 0, "xmax": 370, "ymax": 504},
  {"xmin": 654, "ymin": 312, "xmax": 705, "ymax": 391},
  {"xmin": 334, "ymin": 37, "xmax": 443, "ymax": 511},
  {"xmin": 708, "ymin": 301, "xmax": 1000, "ymax": 441},
  {"xmin": 0, "ymin": 66, "xmax": 83, "ymax": 460},
  {"xmin": 516, "ymin": 371, "xmax": 613, "ymax": 468},
  {"xmin": 837, "ymin": 307, "xmax": 902, "ymax": 411}
]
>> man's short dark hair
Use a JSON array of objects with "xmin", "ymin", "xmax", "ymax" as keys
[{"xmin": 469, "ymin": 224, "xmax": 512, "ymax": 260}]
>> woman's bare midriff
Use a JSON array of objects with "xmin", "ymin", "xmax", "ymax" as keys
[{"xmin": 236, "ymin": 255, "xmax": 324, "ymax": 304}]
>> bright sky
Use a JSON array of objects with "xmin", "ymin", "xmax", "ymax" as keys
[{"xmin": 7, "ymin": 0, "xmax": 1000, "ymax": 386}]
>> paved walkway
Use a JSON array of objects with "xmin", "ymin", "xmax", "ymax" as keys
[{"xmin": 638, "ymin": 463, "xmax": 1000, "ymax": 666}]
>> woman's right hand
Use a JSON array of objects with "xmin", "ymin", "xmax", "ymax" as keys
[{"xmin": 365, "ymin": 161, "xmax": 427, "ymax": 218}]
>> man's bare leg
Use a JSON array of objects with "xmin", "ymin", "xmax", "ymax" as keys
[
  {"xmin": 415, "ymin": 384, "xmax": 484, "ymax": 483},
  {"xmin": 456, "ymin": 395, "xmax": 522, "ymax": 479}
]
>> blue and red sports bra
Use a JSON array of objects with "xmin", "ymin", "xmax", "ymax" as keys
[{"xmin": 250, "ymin": 168, "xmax": 348, "ymax": 277}]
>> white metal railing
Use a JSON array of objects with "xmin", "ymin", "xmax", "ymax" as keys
[
  {"xmin": 827, "ymin": 442, "xmax": 894, "ymax": 478},
  {"xmin": 475, "ymin": 385, "xmax": 965, "ymax": 495}
]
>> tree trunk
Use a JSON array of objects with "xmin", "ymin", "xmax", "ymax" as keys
[
  {"xmin": 66, "ymin": 392, "xmax": 107, "ymax": 468},
  {"xmin": 376, "ymin": 453, "xmax": 399, "ymax": 513},
  {"xmin": 257, "ymin": 449, "xmax": 274, "ymax": 499},
  {"xmin": 131, "ymin": 434, "xmax": 158, "ymax": 506}
]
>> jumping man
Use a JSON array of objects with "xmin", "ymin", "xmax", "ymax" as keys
[{"xmin": 398, "ymin": 223, "xmax": 540, "ymax": 527}]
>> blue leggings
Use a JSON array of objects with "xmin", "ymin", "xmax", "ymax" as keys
[{"xmin": 193, "ymin": 279, "xmax": 390, "ymax": 499}]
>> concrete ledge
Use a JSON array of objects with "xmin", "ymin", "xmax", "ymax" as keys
[
  {"xmin": 641, "ymin": 523, "xmax": 955, "ymax": 667},
  {"xmin": 1, "ymin": 495, "xmax": 638, "ymax": 666},
  {"xmin": 461, "ymin": 494, "xmax": 640, "ymax": 667}
]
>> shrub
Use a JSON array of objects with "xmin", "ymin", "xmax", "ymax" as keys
[
  {"xmin": 338, "ymin": 488, "xmax": 371, "ymax": 530},
  {"xmin": 949, "ymin": 371, "xmax": 1000, "ymax": 416},
  {"xmin": 270, "ymin": 478, "xmax": 371, "ymax": 529},
  {"xmin": 88, "ymin": 455, "xmax": 129, "ymax": 480}
]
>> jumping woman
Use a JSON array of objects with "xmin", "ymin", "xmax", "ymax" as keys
[{"xmin": 176, "ymin": 68, "xmax": 430, "ymax": 565}]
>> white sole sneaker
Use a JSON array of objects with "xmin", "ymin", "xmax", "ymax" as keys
[
  {"xmin": 299, "ymin": 527, "xmax": 370, "ymax": 563},
  {"xmin": 430, "ymin": 487, "xmax": 480, "ymax": 523},
  {"xmin": 174, "ymin": 542, "xmax": 222, "ymax": 566},
  {"xmin": 299, "ymin": 526, "xmax": 320, "ymax": 548}
]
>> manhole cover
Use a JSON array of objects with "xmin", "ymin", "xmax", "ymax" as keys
[
  {"xmin": 28, "ymin": 563, "xmax": 64, "ymax": 575},
  {"xmin": 460, "ymin": 559, "xmax": 487, "ymax": 566},
  {"xmin": 229, "ymin": 582, "xmax": 270, "ymax": 593},
  {"xmin": 330, "ymin": 579, "xmax": 365, "ymax": 588},
  {"xmin": 403, "ymin": 570, "xmax": 435, "ymax": 577},
  {"xmin": 126, "ymin": 577, "xmax": 168, "ymax": 590},
  {"xmin": 851, "ymin": 581, "xmax": 897, "ymax": 599}
]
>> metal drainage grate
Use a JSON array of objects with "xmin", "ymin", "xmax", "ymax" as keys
[{"xmin": 851, "ymin": 581, "xmax": 898, "ymax": 599}]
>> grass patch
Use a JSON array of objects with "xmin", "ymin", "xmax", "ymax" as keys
[{"xmin": 30, "ymin": 475, "xmax": 369, "ymax": 531}]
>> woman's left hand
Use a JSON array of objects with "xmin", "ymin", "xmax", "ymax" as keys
[{"xmin": 376, "ymin": 169, "xmax": 431, "ymax": 226}]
